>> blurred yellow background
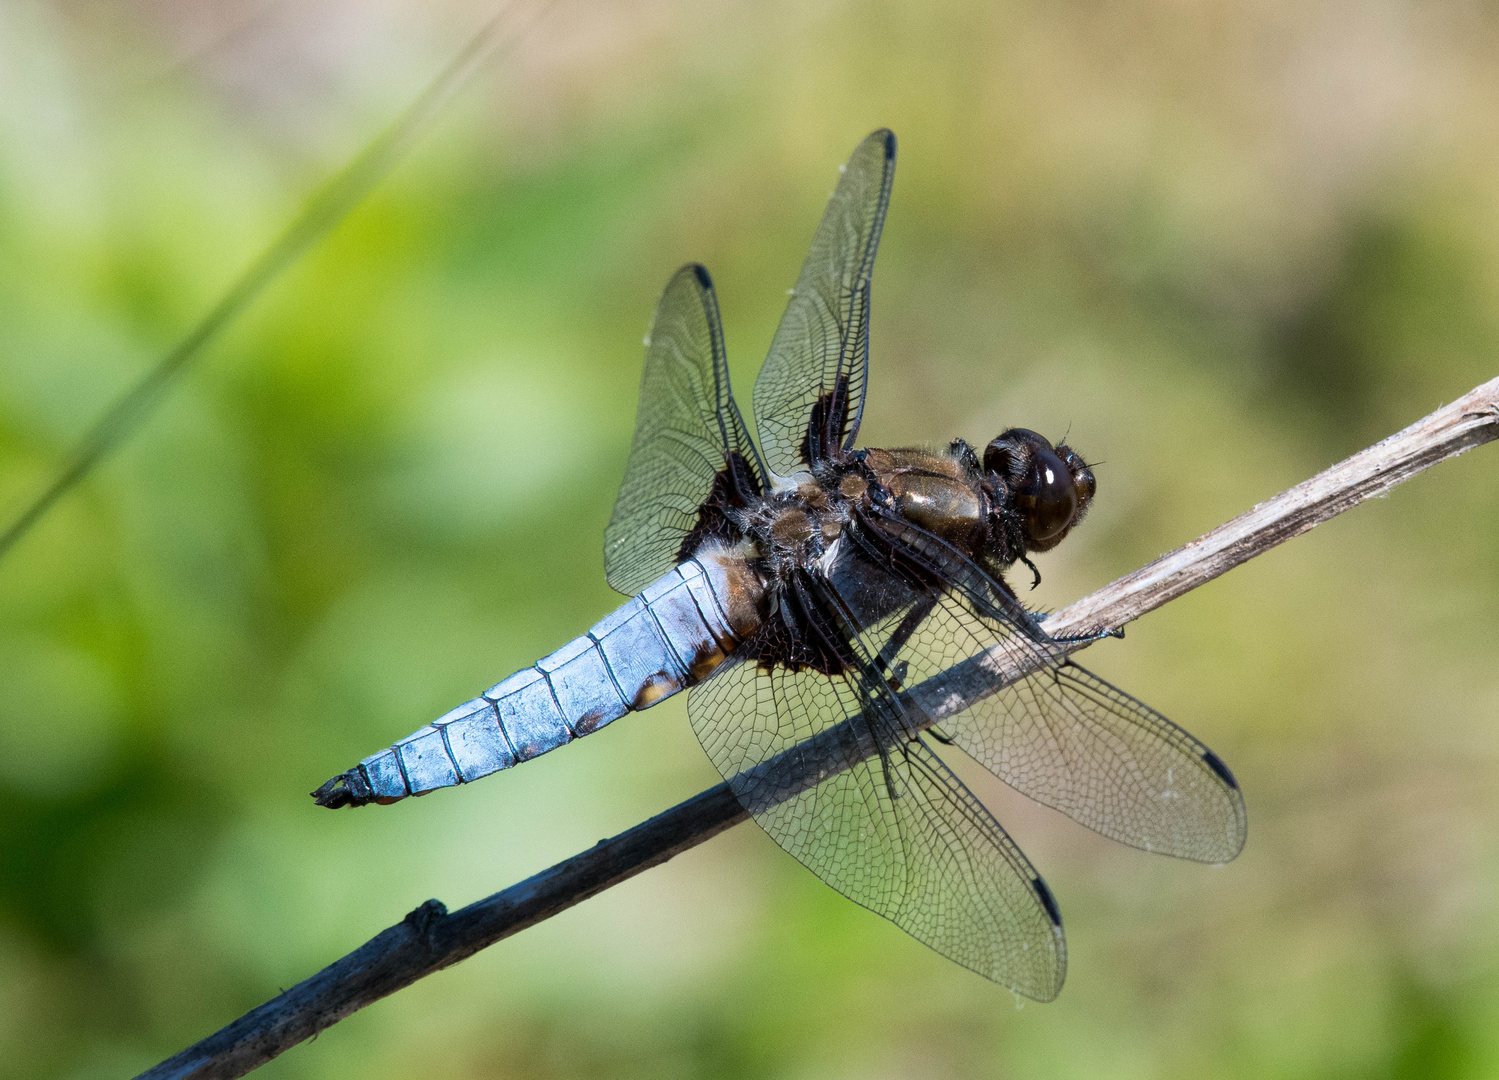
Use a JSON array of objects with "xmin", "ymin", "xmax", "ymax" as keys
[{"xmin": 2, "ymin": 0, "xmax": 1498, "ymax": 1077}]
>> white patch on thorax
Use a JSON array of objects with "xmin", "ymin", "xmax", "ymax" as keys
[
  {"xmin": 814, "ymin": 535, "xmax": 844, "ymax": 576},
  {"xmin": 770, "ymin": 469, "xmax": 813, "ymax": 495}
]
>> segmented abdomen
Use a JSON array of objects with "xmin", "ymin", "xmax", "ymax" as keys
[{"xmin": 313, "ymin": 557, "xmax": 750, "ymax": 807}]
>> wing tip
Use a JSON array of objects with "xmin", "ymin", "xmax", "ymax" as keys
[
  {"xmin": 878, "ymin": 128, "xmax": 896, "ymax": 160},
  {"xmin": 1021, "ymin": 973, "xmax": 1065, "ymax": 1004},
  {"xmin": 1032, "ymin": 875, "xmax": 1062, "ymax": 927},
  {"xmin": 1201, "ymin": 749, "xmax": 1238, "ymax": 790},
  {"xmin": 690, "ymin": 262, "xmax": 714, "ymax": 291}
]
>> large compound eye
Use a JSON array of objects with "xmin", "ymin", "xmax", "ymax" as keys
[
  {"xmin": 1058, "ymin": 446, "xmax": 1096, "ymax": 514},
  {"xmin": 1016, "ymin": 446, "xmax": 1078, "ymax": 546},
  {"xmin": 984, "ymin": 427, "xmax": 1047, "ymax": 479}
]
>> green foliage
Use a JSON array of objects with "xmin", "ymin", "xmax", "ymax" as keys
[{"xmin": 2, "ymin": 2, "xmax": 1498, "ymax": 1078}]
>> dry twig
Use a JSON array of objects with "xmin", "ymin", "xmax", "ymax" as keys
[{"xmin": 138, "ymin": 376, "xmax": 1499, "ymax": 1080}]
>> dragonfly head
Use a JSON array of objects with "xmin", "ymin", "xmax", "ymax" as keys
[{"xmin": 983, "ymin": 428, "xmax": 1095, "ymax": 553}]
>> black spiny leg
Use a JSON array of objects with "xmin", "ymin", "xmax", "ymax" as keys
[
  {"xmin": 1049, "ymin": 626, "xmax": 1125, "ymax": 646},
  {"xmin": 875, "ymin": 593, "xmax": 938, "ymax": 675},
  {"xmin": 949, "ymin": 437, "xmax": 981, "ymax": 474}
]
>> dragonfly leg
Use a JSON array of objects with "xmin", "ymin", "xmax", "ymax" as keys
[
  {"xmin": 879, "ymin": 746, "xmax": 902, "ymax": 801},
  {"xmin": 1049, "ymin": 625, "xmax": 1124, "ymax": 646}
]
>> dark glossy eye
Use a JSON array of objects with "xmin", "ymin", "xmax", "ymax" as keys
[
  {"xmin": 1058, "ymin": 446, "xmax": 1096, "ymax": 511},
  {"xmin": 983, "ymin": 427, "xmax": 1047, "ymax": 479},
  {"xmin": 1016, "ymin": 446, "xmax": 1078, "ymax": 546}
]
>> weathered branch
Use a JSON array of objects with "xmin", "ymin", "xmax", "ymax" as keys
[
  {"xmin": 1046, "ymin": 376, "xmax": 1499, "ymax": 637},
  {"xmin": 138, "ymin": 376, "xmax": 1499, "ymax": 1080}
]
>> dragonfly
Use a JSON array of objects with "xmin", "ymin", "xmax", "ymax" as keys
[{"xmin": 313, "ymin": 129, "xmax": 1247, "ymax": 1001}]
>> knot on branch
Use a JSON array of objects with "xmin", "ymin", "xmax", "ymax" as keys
[{"xmin": 403, "ymin": 899, "xmax": 448, "ymax": 948}]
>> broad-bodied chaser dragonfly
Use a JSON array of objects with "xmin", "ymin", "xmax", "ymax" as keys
[{"xmin": 314, "ymin": 130, "xmax": 1247, "ymax": 1000}]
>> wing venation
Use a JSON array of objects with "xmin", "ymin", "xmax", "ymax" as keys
[
  {"xmin": 835, "ymin": 511, "xmax": 1248, "ymax": 863},
  {"xmin": 604, "ymin": 264, "xmax": 764, "ymax": 596},
  {"xmin": 689, "ymin": 627, "xmax": 1066, "ymax": 999},
  {"xmin": 753, "ymin": 130, "xmax": 896, "ymax": 475}
]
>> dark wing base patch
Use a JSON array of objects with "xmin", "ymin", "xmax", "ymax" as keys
[
  {"xmin": 674, "ymin": 450, "xmax": 763, "ymax": 564},
  {"xmin": 798, "ymin": 373, "xmax": 853, "ymax": 469},
  {"xmin": 605, "ymin": 264, "xmax": 765, "ymax": 596}
]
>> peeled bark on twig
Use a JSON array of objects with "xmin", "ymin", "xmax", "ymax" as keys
[{"xmin": 138, "ymin": 376, "xmax": 1499, "ymax": 1080}]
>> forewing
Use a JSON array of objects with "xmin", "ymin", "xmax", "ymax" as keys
[
  {"xmin": 689, "ymin": 655, "xmax": 1066, "ymax": 999},
  {"xmin": 604, "ymin": 264, "xmax": 765, "ymax": 596},
  {"xmin": 752, "ymin": 130, "xmax": 896, "ymax": 475},
  {"xmin": 836, "ymin": 514, "xmax": 1248, "ymax": 864}
]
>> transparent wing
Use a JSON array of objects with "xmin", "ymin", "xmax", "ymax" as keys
[
  {"xmin": 689, "ymin": 647, "xmax": 1066, "ymax": 999},
  {"xmin": 834, "ymin": 513, "xmax": 1248, "ymax": 864},
  {"xmin": 604, "ymin": 264, "xmax": 765, "ymax": 596},
  {"xmin": 752, "ymin": 130, "xmax": 896, "ymax": 475}
]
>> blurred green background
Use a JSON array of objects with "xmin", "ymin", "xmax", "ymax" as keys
[{"xmin": 2, "ymin": 0, "xmax": 1499, "ymax": 1076}]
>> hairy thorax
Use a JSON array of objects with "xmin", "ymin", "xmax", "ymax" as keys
[
  {"xmin": 733, "ymin": 443, "xmax": 992, "ymax": 585},
  {"xmin": 734, "ymin": 479, "xmax": 850, "ymax": 577},
  {"xmin": 863, "ymin": 447, "xmax": 987, "ymax": 552}
]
